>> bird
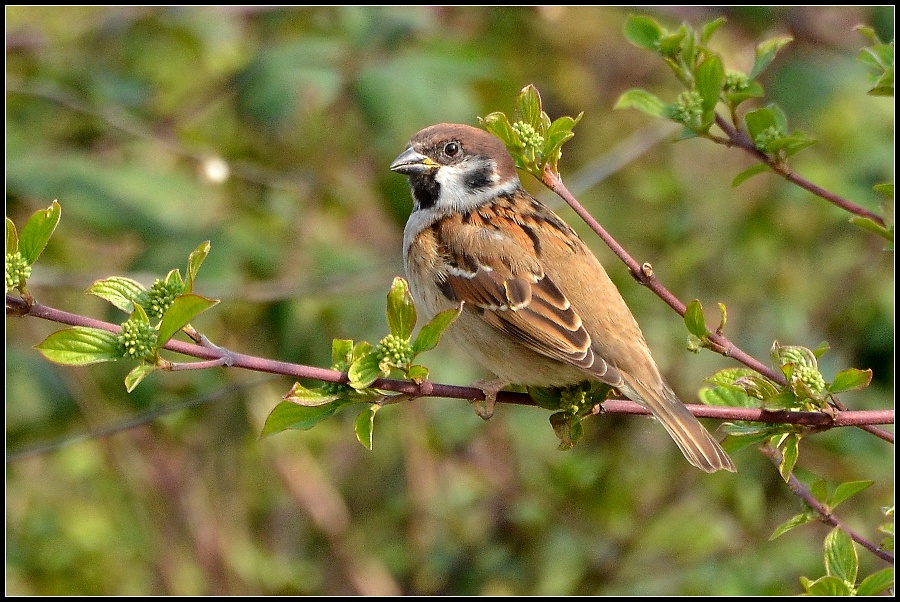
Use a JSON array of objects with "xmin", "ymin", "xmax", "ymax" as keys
[{"xmin": 390, "ymin": 122, "xmax": 735, "ymax": 473}]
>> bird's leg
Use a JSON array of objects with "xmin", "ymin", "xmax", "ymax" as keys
[{"xmin": 471, "ymin": 378, "xmax": 506, "ymax": 420}]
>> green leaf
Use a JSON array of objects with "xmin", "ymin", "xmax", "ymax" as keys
[
  {"xmin": 716, "ymin": 302, "xmax": 727, "ymax": 332},
  {"xmin": 658, "ymin": 32, "xmax": 688, "ymax": 63},
  {"xmin": 260, "ymin": 400, "xmax": 341, "ymax": 437},
  {"xmin": 284, "ymin": 382, "xmax": 342, "ymax": 407},
  {"xmin": 828, "ymin": 368, "xmax": 872, "ymax": 394},
  {"xmin": 544, "ymin": 114, "xmax": 580, "ymax": 150},
  {"xmin": 549, "ymin": 411, "xmax": 583, "ymax": 450},
  {"xmin": 406, "ymin": 364, "xmax": 429, "ymax": 384},
  {"xmin": 777, "ymin": 433, "xmax": 800, "ymax": 482},
  {"xmin": 811, "ymin": 341, "xmax": 831, "ymax": 359},
  {"xmin": 700, "ymin": 16, "xmax": 727, "ymax": 44},
  {"xmin": 614, "ymin": 88, "xmax": 668, "ymax": 118},
  {"xmin": 824, "ymin": 527, "xmax": 858, "ymax": 585},
  {"xmin": 698, "ymin": 385, "xmax": 754, "ymax": 408},
  {"xmin": 623, "ymin": 14, "xmax": 664, "ymax": 50},
  {"xmin": 750, "ymin": 35, "xmax": 793, "ymax": 80},
  {"xmin": 185, "ymin": 240, "xmax": 211, "ymax": 292},
  {"xmin": 35, "ymin": 326, "xmax": 122, "ymax": 365},
  {"xmin": 528, "ymin": 386, "xmax": 567, "ymax": 411},
  {"xmin": 515, "ymin": 84, "xmax": 542, "ymax": 128},
  {"xmin": 412, "ymin": 305, "xmax": 461, "ymax": 355},
  {"xmin": 162, "ymin": 269, "xmax": 185, "ymax": 294},
  {"xmin": 125, "ymin": 364, "xmax": 158, "ymax": 392},
  {"xmin": 480, "ymin": 112, "xmax": 518, "ymax": 148},
  {"xmin": 800, "ymin": 575, "xmax": 853, "ymax": 596},
  {"xmin": 770, "ymin": 103, "xmax": 789, "ymax": 133},
  {"xmin": 725, "ymin": 80, "xmax": 765, "ymax": 108},
  {"xmin": 771, "ymin": 341, "xmax": 817, "ymax": 371},
  {"xmin": 736, "ymin": 373, "xmax": 783, "ymax": 402},
  {"xmin": 770, "ymin": 511, "xmax": 816, "ymax": 540},
  {"xmin": 854, "ymin": 25, "xmax": 881, "ymax": 45},
  {"xmin": 351, "ymin": 340, "xmax": 373, "ymax": 363},
  {"xmin": 848, "ymin": 215, "xmax": 894, "ymax": 242},
  {"xmin": 354, "ymin": 404, "xmax": 379, "ymax": 450},
  {"xmin": 704, "ymin": 367, "xmax": 758, "ymax": 389},
  {"xmin": 129, "ymin": 303, "xmax": 151, "ymax": 324},
  {"xmin": 767, "ymin": 132, "xmax": 816, "ymax": 157},
  {"xmin": 868, "ymin": 66, "xmax": 894, "ymax": 96},
  {"xmin": 810, "ymin": 479, "xmax": 829, "ymax": 504},
  {"xmin": 683, "ymin": 299, "xmax": 709, "ymax": 337},
  {"xmin": 543, "ymin": 113, "xmax": 583, "ymax": 172},
  {"xmin": 156, "ymin": 293, "xmax": 220, "ymax": 347},
  {"xmin": 18, "ymin": 200, "xmax": 61, "ymax": 264},
  {"xmin": 720, "ymin": 424, "xmax": 783, "ymax": 453},
  {"xmin": 732, "ymin": 163, "xmax": 770, "ymax": 187},
  {"xmin": 677, "ymin": 24, "xmax": 697, "ymax": 72},
  {"xmin": 386, "ymin": 277, "xmax": 417, "ymax": 339},
  {"xmin": 86, "ymin": 277, "xmax": 147, "ymax": 313},
  {"xmin": 744, "ymin": 107, "xmax": 777, "ymax": 139},
  {"xmin": 674, "ymin": 126, "xmax": 700, "ymax": 141},
  {"xmin": 348, "ymin": 351, "xmax": 387, "ymax": 389},
  {"xmin": 696, "ymin": 54, "xmax": 725, "ymax": 113},
  {"xmin": 856, "ymin": 568, "xmax": 894, "ymax": 596},
  {"xmin": 830, "ymin": 480, "xmax": 874, "ymax": 509},
  {"xmin": 331, "ymin": 338, "xmax": 354, "ymax": 367},
  {"xmin": 6, "ymin": 217, "xmax": 18, "ymax": 254}
]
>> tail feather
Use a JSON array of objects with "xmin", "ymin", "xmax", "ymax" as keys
[{"xmin": 621, "ymin": 375, "xmax": 735, "ymax": 473}]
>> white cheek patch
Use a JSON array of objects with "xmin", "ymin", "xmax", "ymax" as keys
[{"xmin": 433, "ymin": 160, "xmax": 517, "ymax": 213}]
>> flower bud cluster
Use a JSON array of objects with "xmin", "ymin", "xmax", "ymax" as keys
[
  {"xmin": 376, "ymin": 334, "xmax": 413, "ymax": 366},
  {"xmin": 512, "ymin": 121, "xmax": 544, "ymax": 150},
  {"xmin": 6, "ymin": 252, "xmax": 31, "ymax": 292},
  {"xmin": 118, "ymin": 319, "xmax": 158, "ymax": 361},
  {"xmin": 672, "ymin": 90, "xmax": 704, "ymax": 128},
  {"xmin": 145, "ymin": 278, "xmax": 184, "ymax": 319}
]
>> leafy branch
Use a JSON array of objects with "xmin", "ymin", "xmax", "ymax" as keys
[
  {"xmin": 5, "ymin": 292, "xmax": 893, "ymax": 431},
  {"xmin": 7, "ymin": 192, "xmax": 893, "ymax": 446},
  {"xmin": 614, "ymin": 13, "xmax": 893, "ymax": 243},
  {"xmin": 477, "ymin": 72, "xmax": 892, "ymax": 572},
  {"xmin": 481, "ymin": 85, "xmax": 892, "ymax": 455}
]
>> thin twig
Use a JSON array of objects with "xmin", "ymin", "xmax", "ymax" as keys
[
  {"xmin": 713, "ymin": 114, "xmax": 886, "ymax": 227},
  {"xmin": 540, "ymin": 169, "xmax": 893, "ymax": 444},
  {"xmin": 759, "ymin": 445, "xmax": 894, "ymax": 565},
  {"xmin": 542, "ymin": 167, "xmax": 786, "ymax": 385}
]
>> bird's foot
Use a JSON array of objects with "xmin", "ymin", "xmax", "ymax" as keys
[{"xmin": 471, "ymin": 379, "xmax": 506, "ymax": 420}]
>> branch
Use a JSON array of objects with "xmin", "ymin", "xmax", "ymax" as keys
[
  {"xmin": 542, "ymin": 167, "xmax": 786, "ymax": 385},
  {"xmin": 760, "ymin": 445, "xmax": 895, "ymax": 565},
  {"xmin": 7, "ymin": 295, "xmax": 894, "ymax": 436},
  {"xmin": 713, "ymin": 114, "xmax": 886, "ymax": 227},
  {"xmin": 540, "ymin": 169, "xmax": 893, "ymax": 444}
]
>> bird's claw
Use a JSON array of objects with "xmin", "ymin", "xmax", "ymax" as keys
[{"xmin": 472, "ymin": 379, "xmax": 505, "ymax": 420}]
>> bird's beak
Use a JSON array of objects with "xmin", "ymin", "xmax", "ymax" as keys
[{"xmin": 390, "ymin": 147, "xmax": 438, "ymax": 175}]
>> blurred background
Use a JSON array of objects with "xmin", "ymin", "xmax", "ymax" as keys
[{"xmin": 6, "ymin": 6, "xmax": 893, "ymax": 595}]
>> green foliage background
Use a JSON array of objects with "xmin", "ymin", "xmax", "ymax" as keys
[{"xmin": 5, "ymin": 6, "xmax": 893, "ymax": 595}]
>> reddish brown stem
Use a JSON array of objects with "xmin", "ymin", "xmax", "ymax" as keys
[
  {"xmin": 542, "ymin": 167, "xmax": 785, "ymax": 385},
  {"xmin": 760, "ymin": 445, "xmax": 894, "ymax": 565},
  {"xmin": 6, "ymin": 295, "xmax": 894, "ymax": 435},
  {"xmin": 540, "ymin": 169, "xmax": 893, "ymax": 444},
  {"xmin": 714, "ymin": 114, "xmax": 886, "ymax": 227}
]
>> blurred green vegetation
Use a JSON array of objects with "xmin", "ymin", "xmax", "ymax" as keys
[{"xmin": 6, "ymin": 6, "xmax": 893, "ymax": 595}]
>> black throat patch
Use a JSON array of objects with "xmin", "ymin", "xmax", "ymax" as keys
[{"xmin": 410, "ymin": 175, "xmax": 441, "ymax": 211}]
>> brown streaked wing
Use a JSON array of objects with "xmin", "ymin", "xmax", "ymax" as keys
[{"xmin": 444, "ymin": 255, "xmax": 596, "ymax": 370}]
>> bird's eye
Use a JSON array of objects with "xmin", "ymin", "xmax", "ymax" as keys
[{"xmin": 443, "ymin": 142, "xmax": 459, "ymax": 157}]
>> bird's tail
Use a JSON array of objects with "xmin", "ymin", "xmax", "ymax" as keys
[{"xmin": 621, "ymin": 374, "xmax": 736, "ymax": 473}]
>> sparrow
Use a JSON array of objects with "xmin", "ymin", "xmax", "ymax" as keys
[{"xmin": 390, "ymin": 123, "xmax": 735, "ymax": 473}]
